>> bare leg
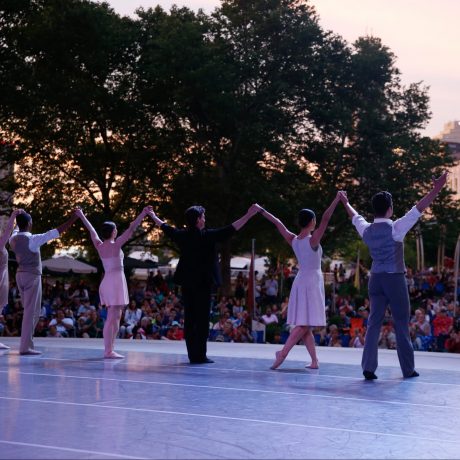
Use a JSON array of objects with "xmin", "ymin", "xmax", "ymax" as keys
[
  {"xmin": 271, "ymin": 326, "xmax": 308, "ymax": 369},
  {"xmin": 302, "ymin": 327, "xmax": 319, "ymax": 369},
  {"xmin": 104, "ymin": 305, "xmax": 124, "ymax": 359}
]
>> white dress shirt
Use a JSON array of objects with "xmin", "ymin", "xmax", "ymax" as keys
[
  {"xmin": 352, "ymin": 206, "xmax": 422, "ymax": 242},
  {"xmin": 10, "ymin": 229, "xmax": 60, "ymax": 253}
]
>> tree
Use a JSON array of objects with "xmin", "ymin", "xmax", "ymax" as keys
[{"xmin": 0, "ymin": 0, "xmax": 168, "ymax": 254}]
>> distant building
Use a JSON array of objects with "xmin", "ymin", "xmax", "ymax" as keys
[{"xmin": 435, "ymin": 121, "xmax": 460, "ymax": 200}]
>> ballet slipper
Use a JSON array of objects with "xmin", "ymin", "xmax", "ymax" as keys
[
  {"xmin": 270, "ymin": 350, "xmax": 287, "ymax": 370},
  {"xmin": 104, "ymin": 351, "xmax": 124, "ymax": 359},
  {"xmin": 0, "ymin": 343, "xmax": 10, "ymax": 350},
  {"xmin": 20, "ymin": 349, "xmax": 42, "ymax": 355},
  {"xmin": 305, "ymin": 362, "xmax": 319, "ymax": 369}
]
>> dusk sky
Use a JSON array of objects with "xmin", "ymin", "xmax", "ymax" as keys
[{"xmin": 105, "ymin": 0, "xmax": 460, "ymax": 138}]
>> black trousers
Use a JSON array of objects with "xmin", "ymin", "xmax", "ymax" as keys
[{"xmin": 181, "ymin": 283, "xmax": 212, "ymax": 362}]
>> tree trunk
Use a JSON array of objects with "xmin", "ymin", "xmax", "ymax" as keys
[{"xmin": 219, "ymin": 239, "xmax": 232, "ymax": 297}]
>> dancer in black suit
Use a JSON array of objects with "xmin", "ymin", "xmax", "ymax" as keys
[{"xmin": 148, "ymin": 204, "xmax": 261, "ymax": 364}]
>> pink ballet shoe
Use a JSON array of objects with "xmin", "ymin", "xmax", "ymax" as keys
[
  {"xmin": 104, "ymin": 351, "xmax": 124, "ymax": 359},
  {"xmin": 305, "ymin": 362, "xmax": 319, "ymax": 369},
  {"xmin": 270, "ymin": 350, "xmax": 286, "ymax": 370}
]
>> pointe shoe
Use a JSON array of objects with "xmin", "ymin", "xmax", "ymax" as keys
[
  {"xmin": 104, "ymin": 351, "xmax": 124, "ymax": 359},
  {"xmin": 305, "ymin": 362, "xmax": 319, "ymax": 369},
  {"xmin": 270, "ymin": 350, "xmax": 286, "ymax": 370},
  {"xmin": 20, "ymin": 349, "xmax": 42, "ymax": 355},
  {"xmin": 0, "ymin": 343, "xmax": 10, "ymax": 350}
]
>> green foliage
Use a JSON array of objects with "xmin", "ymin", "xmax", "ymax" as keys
[{"xmin": 0, "ymin": 0, "xmax": 458, "ymax": 276}]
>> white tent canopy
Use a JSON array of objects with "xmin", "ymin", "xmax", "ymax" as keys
[
  {"xmin": 128, "ymin": 251, "xmax": 159, "ymax": 263},
  {"xmin": 42, "ymin": 255, "xmax": 97, "ymax": 274}
]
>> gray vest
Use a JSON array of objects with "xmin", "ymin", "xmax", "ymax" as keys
[
  {"xmin": 362, "ymin": 222, "xmax": 405, "ymax": 273},
  {"xmin": 10, "ymin": 234, "xmax": 42, "ymax": 275}
]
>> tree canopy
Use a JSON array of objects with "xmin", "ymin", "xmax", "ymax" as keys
[{"xmin": 0, "ymin": 0, "xmax": 457, "ymax": 289}]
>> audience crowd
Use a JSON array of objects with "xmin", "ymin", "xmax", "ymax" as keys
[{"xmin": 1, "ymin": 263, "xmax": 459, "ymax": 354}]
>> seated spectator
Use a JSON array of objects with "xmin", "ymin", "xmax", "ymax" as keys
[
  {"xmin": 378, "ymin": 324, "xmax": 396, "ymax": 349},
  {"xmin": 313, "ymin": 326, "xmax": 328, "ymax": 346},
  {"xmin": 261, "ymin": 307, "xmax": 278, "ymax": 325},
  {"xmin": 327, "ymin": 324, "xmax": 341, "ymax": 347},
  {"xmin": 119, "ymin": 300, "xmax": 142, "ymax": 339},
  {"xmin": 233, "ymin": 324, "xmax": 254, "ymax": 343},
  {"xmin": 445, "ymin": 329, "xmax": 460, "ymax": 353},
  {"xmin": 213, "ymin": 314, "xmax": 229, "ymax": 332},
  {"xmin": 411, "ymin": 308, "xmax": 431, "ymax": 338},
  {"xmin": 80, "ymin": 310, "xmax": 103, "ymax": 338},
  {"xmin": 34, "ymin": 317, "xmax": 48, "ymax": 337},
  {"xmin": 214, "ymin": 320, "xmax": 235, "ymax": 342},
  {"xmin": 350, "ymin": 328, "xmax": 365, "ymax": 348},
  {"xmin": 47, "ymin": 324, "xmax": 63, "ymax": 338},
  {"xmin": 48, "ymin": 310, "xmax": 75, "ymax": 337},
  {"xmin": 432, "ymin": 307, "xmax": 453, "ymax": 351},
  {"xmin": 166, "ymin": 321, "xmax": 184, "ymax": 341}
]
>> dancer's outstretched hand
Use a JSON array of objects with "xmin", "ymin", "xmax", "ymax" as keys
[
  {"xmin": 74, "ymin": 207, "xmax": 84, "ymax": 219},
  {"xmin": 249, "ymin": 203, "xmax": 263, "ymax": 216},
  {"xmin": 338, "ymin": 191, "xmax": 348, "ymax": 204},
  {"xmin": 432, "ymin": 172, "xmax": 448, "ymax": 190},
  {"xmin": 143, "ymin": 205, "xmax": 153, "ymax": 216},
  {"xmin": 12, "ymin": 208, "xmax": 24, "ymax": 218}
]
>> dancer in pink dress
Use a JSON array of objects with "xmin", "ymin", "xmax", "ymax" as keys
[
  {"xmin": 259, "ymin": 192, "xmax": 342, "ymax": 369},
  {"xmin": 0, "ymin": 209, "xmax": 24, "ymax": 350},
  {"xmin": 76, "ymin": 206, "xmax": 151, "ymax": 358}
]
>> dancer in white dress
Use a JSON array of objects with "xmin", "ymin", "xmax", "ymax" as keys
[
  {"xmin": 260, "ymin": 192, "xmax": 342, "ymax": 369},
  {"xmin": 76, "ymin": 206, "xmax": 151, "ymax": 358},
  {"xmin": 0, "ymin": 209, "xmax": 24, "ymax": 350}
]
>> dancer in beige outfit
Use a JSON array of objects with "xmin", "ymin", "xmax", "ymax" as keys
[
  {"xmin": 76, "ymin": 206, "xmax": 151, "ymax": 358},
  {"xmin": 9, "ymin": 210, "xmax": 78, "ymax": 355}
]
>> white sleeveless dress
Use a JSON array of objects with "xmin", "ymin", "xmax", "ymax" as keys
[{"xmin": 287, "ymin": 236, "xmax": 326, "ymax": 326}]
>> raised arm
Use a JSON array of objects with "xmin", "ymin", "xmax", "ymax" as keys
[
  {"xmin": 259, "ymin": 208, "xmax": 295, "ymax": 245},
  {"xmin": 232, "ymin": 204, "xmax": 261, "ymax": 231},
  {"xmin": 75, "ymin": 208, "xmax": 103, "ymax": 247},
  {"xmin": 415, "ymin": 172, "xmax": 448, "ymax": 213},
  {"xmin": 116, "ymin": 206, "xmax": 151, "ymax": 246},
  {"xmin": 339, "ymin": 191, "xmax": 370, "ymax": 238},
  {"xmin": 339, "ymin": 191, "xmax": 359, "ymax": 219},
  {"xmin": 310, "ymin": 193, "xmax": 341, "ymax": 248},
  {"xmin": 0, "ymin": 209, "xmax": 23, "ymax": 248},
  {"xmin": 147, "ymin": 210, "xmax": 165, "ymax": 227},
  {"xmin": 56, "ymin": 210, "xmax": 79, "ymax": 235}
]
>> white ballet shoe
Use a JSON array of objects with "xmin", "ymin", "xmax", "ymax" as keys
[
  {"xmin": 0, "ymin": 343, "xmax": 10, "ymax": 350},
  {"xmin": 104, "ymin": 351, "xmax": 124, "ymax": 359},
  {"xmin": 20, "ymin": 349, "xmax": 42, "ymax": 355}
]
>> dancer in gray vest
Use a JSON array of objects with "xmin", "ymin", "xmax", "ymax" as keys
[
  {"xmin": 0, "ymin": 208, "xmax": 24, "ymax": 350},
  {"xmin": 340, "ymin": 172, "xmax": 447, "ymax": 379},
  {"xmin": 9, "ymin": 211, "xmax": 78, "ymax": 355}
]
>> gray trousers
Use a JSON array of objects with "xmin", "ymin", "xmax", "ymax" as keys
[
  {"xmin": 362, "ymin": 273, "xmax": 415, "ymax": 377},
  {"xmin": 17, "ymin": 272, "xmax": 42, "ymax": 353}
]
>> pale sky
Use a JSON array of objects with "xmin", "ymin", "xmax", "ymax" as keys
[{"xmin": 105, "ymin": 0, "xmax": 460, "ymax": 138}]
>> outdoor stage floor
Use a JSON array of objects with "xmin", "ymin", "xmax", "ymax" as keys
[{"xmin": 1, "ymin": 338, "xmax": 460, "ymax": 459}]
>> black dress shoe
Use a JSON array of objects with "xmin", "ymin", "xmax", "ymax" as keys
[
  {"xmin": 405, "ymin": 370, "xmax": 419, "ymax": 378},
  {"xmin": 189, "ymin": 358, "xmax": 215, "ymax": 364},
  {"xmin": 363, "ymin": 370, "xmax": 378, "ymax": 380}
]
